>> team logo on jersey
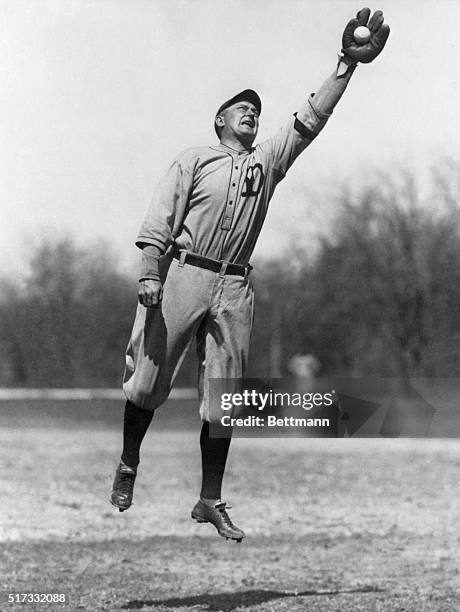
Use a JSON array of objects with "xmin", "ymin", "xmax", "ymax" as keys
[{"xmin": 242, "ymin": 163, "xmax": 265, "ymax": 197}]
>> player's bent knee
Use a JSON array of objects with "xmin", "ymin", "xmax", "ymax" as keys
[
  {"xmin": 136, "ymin": 386, "xmax": 171, "ymax": 412},
  {"xmin": 124, "ymin": 388, "xmax": 167, "ymax": 412}
]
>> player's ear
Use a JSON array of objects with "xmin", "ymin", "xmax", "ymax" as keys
[{"xmin": 215, "ymin": 114, "xmax": 225, "ymax": 128}]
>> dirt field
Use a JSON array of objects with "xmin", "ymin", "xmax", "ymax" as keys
[{"xmin": 0, "ymin": 401, "xmax": 459, "ymax": 611}]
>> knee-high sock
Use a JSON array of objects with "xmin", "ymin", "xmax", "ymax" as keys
[
  {"xmin": 121, "ymin": 400, "xmax": 154, "ymax": 468},
  {"xmin": 200, "ymin": 421, "xmax": 232, "ymax": 500}
]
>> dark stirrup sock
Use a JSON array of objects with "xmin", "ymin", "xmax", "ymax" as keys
[
  {"xmin": 121, "ymin": 400, "xmax": 154, "ymax": 468},
  {"xmin": 199, "ymin": 421, "xmax": 232, "ymax": 500}
]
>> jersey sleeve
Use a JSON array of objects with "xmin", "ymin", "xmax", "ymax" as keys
[
  {"xmin": 259, "ymin": 94, "xmax": 331, "ymax": 180},
  {"xmin": 135, "ymin": 152, "xmax": 194, "ymax": 252}
]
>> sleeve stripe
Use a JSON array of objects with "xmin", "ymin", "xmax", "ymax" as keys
[{"xmin": 293, "ymin": 114, "xmax": 318, "ymax": 140}]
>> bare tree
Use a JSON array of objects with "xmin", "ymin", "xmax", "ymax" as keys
[
  {"xmin": 0, "ymin": 238, "xmax": 135, "ymax": 386},
  {"xmin": 307, "ymin": 165, "xmax": 460, "ymax": 376}
]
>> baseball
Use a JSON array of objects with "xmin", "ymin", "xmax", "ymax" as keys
[{"xmin": 353, "ymin": 25, "xmax": 371, "ymax": 44}]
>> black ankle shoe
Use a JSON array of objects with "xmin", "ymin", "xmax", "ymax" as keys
[
  {"xmin": 191, "ymin": 499, "xmax": 245, "ymax": 542},
  {"xmin": 110, "ymin": 462, "xmax": 137, "ymax": 512}
]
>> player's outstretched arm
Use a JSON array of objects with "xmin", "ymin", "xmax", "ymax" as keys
[
  {"xmin": 270, "ymin": 8, "xmax": 389, "ymax": 176},
  {"xmin": 311, "ymin": 7, "xmax": 390, "ymax": 116}
]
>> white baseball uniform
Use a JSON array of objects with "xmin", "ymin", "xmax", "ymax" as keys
[{"xmin": 123, "ymin": 94, "xmax": 331, "ymax": 421}]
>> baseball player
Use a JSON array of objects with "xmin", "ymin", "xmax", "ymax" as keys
[{"xmin": 111, "ymin": 8, "xmax": 389, "ymax": 542}]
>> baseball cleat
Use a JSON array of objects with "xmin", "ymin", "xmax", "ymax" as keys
[
  {"xmin": 191, "ymin": 499, "xmax": 245, "ymax": 542},
  {"xmin": 110, "ymin": 462, "xmax": 137, "ymax": 512}
]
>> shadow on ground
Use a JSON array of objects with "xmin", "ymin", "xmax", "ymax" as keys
[{"xmin": 122, "ymin": 586, "xmax": 383, "ymax": 611}]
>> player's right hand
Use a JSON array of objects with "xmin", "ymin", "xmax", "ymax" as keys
[{"xmin": 138, "ymin": 279, "xmax": 163, "ymax": 308}]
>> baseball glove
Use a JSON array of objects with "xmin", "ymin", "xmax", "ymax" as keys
[{"xmin": 342, "ymin": 7, "xmax": 390, "ymax": 64}]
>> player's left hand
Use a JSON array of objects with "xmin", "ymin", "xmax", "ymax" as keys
[{"xmin": 342, "ymin": 7, "xmax": 390, "ymax": 64}]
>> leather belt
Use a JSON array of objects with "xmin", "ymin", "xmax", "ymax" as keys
[{"xmin": 172, "ymin": 249, "xmax": 252, "ymax": 278}]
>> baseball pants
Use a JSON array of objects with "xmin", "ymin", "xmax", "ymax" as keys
[{"xmin": 123, "ymin": 253, "xmax": 254, "ymax": 422}]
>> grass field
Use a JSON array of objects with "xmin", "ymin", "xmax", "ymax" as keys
[{"xmin": 1, "ymin": 399, "xmax": 459, "ymax": 612}]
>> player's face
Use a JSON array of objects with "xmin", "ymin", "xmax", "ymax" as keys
[{"xmin": 219, "ymin": 101, "xmax": 259, "ymax": 144}]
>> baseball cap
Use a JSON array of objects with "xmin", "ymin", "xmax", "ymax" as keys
[{"xmin": 216, "ymin": 89, "xmax": 262, "ymax": 116}]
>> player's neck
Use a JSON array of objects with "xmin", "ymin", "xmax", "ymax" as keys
[{"xmin": 219, "ymin": 135, "xmax": 253, "ymax": 153}]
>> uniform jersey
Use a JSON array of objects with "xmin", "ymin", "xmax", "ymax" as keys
[{"xmin": 136, "ymin": 95, "xmax": 330, "ymax": 265}]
